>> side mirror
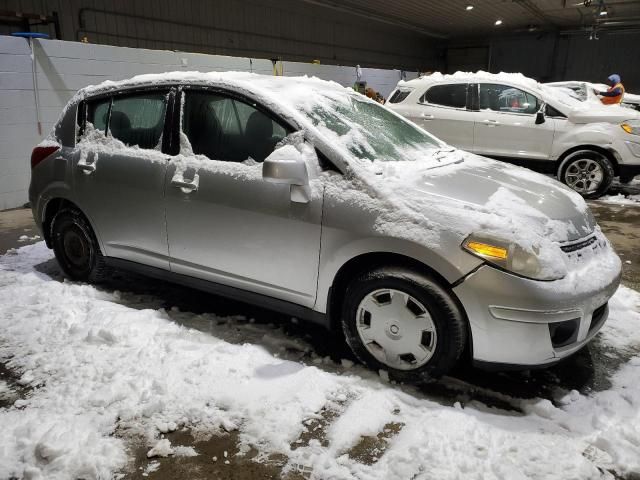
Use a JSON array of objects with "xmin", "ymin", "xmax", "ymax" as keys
[
  {"xmin": 535, "ymin": 110, "xmax": 546, "ymax": 125},
  {"xmin": 263, "ymin": 145, "xmax": 310, "ymax": 203}
]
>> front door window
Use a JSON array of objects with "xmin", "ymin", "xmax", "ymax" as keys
[{"xmin": 182, "ymin": 91, "xmax": 288, "ymax": 162}]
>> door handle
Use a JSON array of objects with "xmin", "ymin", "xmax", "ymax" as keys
[
  {"xmin": 77, "ymin": 163, "xmax": 96, "ymax": 174},
  {"xmin": 171, "ymin": 179, "xmax": 198, "ymax": 191},
  {"xmin": 171, "ymin": 173, "xmax": 199, "ymax": 193},
  {"xmin": 482, "ymin": 119, "xmax": 500, "ymax": 126},
  {"xmin": 420, "ymin": 113, "xmax": 434, "ymax": 120}
]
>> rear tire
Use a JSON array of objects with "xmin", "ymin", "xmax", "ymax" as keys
[
  {"xmin": 558, "ymin": 150, "xmax": 614, "ymax": 199},
  {"xmin": 50, "ymin": 208, "xmax": 107, "ymax": 282},
  {"xmin": 341, "ymin": 266, "xmax": 467, "ymax": 383}
]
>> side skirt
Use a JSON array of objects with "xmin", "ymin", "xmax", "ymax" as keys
[
  {"xmin": 485, "ymin": 155, "xmax": 557, "ymax": 174},
  {"xmin": 104, "ymin": 257, "xmax": 329, "ymax": 328}
]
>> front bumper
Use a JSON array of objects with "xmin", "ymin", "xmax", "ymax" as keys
[
  {"xmin": 453, "ymin": 236, "xmax": 621, "ymax": 367},
  {"xmin": 611, "ymin": 138, "xmax": 640, "ymax": 178}
]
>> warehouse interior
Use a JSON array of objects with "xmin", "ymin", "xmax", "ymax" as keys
[
  {"xmin": 2, "ymin": 0, "xmax": 640, "ymax": 89},
  {"xmin": 2, "ymin": 2, "xmax": 640, "ymax": 479}
]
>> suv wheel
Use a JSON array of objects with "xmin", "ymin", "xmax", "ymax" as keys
[
  {"xmin": 341, "ymin": 266, "xmax": 466, "ymax": 383},
  {"xmin": 51, "ymin": 208, "xmax": 106, "ymax": 282},
  {"xmin": 558, "ymin": 150, "xmax": 614, "ymax": 199}
]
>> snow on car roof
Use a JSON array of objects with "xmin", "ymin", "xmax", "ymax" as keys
[
  {"xmin": 79, "ymin": 70, "xmax": 347, "ymax": 95},
  {"xmin": 399, "ymin": 71, "xmax": 603, "ymax": 112},
  {"xmin": 399, "ymin": 70, "xmax": 542, "ymax": 92},
  {"xmin": 77, "ymin": 70, "xmax": 354, "ymax": 120}
]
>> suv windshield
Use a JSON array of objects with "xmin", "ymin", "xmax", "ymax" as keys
[
  {"xmin": 548, "ymin": 84, "xmax": 587, "ymax": 102},
  {"xmin": 299, "ymin": 94, "xmax": 441, "ymax": 162}
]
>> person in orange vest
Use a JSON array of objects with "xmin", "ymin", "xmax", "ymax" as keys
[{"xmin": 598, "ymin": 74, "xmax": 625, "ymax": 105}]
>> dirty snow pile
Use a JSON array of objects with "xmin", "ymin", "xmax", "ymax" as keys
[
  {"xmin": 0, "ymin": 242, "xmax": 639, "ymax": 479},
  {"xmin": 597, "ymin": 193, "xmax": 640, "ymax": 206}
]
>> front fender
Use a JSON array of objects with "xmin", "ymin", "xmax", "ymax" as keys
[
  {"xmin": 551, "ymin": 123, "xmax": 620, "ymax": 158},
  {"xmin": 314, "ymin": 232, "xmax": 483, "ymax": 314}
]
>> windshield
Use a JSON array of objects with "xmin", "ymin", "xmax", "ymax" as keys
[
  {"xmin": 298, "ymin": 94, "xmax": 441, "ymax": 162},
  {"xmin": 548, "ymin": 84, "xmax": 587, "ymax": 102},
  {"xmin": 540, "ymin": 84, "xmax": 584, "ymax": 112}
]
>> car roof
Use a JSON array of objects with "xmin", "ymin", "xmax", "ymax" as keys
[
  {"xmin": 77, "ymin": 71, "xmax": 348, "ymax": 100},
  {"xmin": 398, "ymin": 71, "xmax": 544, "ymax": 95}
]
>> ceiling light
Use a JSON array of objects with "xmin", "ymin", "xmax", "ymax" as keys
[
  {"xmin": 466, "ymin": 5, "xmax": 474, "ymax": 10},
  {"xmin": 495, "ymin": 19, "xmax": 503, "ymax": 25}
]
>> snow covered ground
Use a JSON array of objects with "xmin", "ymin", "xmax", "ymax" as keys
[
  {"xmin": 1, "ymin": 242, "xmax": 639, "ymax": 479},
  {"xmin": 597, "ymin": 193, "xmax": 640, "ymax": 206},
  {"xmin": 596, "ymin": 179, "xmax": 640, "ymax": 206}
]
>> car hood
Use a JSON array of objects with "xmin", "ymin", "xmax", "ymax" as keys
[
  {"xmin": 371, "ymin": 152, "xmax": 596, "ymax": 244},
  {"xmin": 568, "ymin": 105, "xmax": 640, "ymax": 124}
]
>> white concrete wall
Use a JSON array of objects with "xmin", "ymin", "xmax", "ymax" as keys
[
  {"xmin": 0, "ymin": 36, "xmax": 38, "ymax": 211},
  {"xmin": 0, "ymin": 36, "xmax": 417, "ymax": 210}
]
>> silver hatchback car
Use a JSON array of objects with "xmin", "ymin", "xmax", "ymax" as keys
[{"xmin": 29, "ymin": 72, "xmax": 622, "ymax": 382}]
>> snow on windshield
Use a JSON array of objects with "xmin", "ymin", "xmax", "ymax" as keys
[{"xmin": 296, "ymin": 91, "xmax": 441, "ymax": 162}]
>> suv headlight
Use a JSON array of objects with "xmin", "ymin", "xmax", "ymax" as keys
[
  {"xmin": 462, "ymin": 234, "xmax": 565, "ymax": 281},
  {"xmin": 621, "ymin": 120, "xmax": 640, "ymax": 135}
]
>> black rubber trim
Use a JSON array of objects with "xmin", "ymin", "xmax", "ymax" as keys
[
  {"xmin": 560, "ymin": 236, "xmax": 596, "ymax": 253},
  {"xmin": 450, "ymin": 263, "xmax": 484, "ymax": 289},
  {"xmin": 618, "ymin": 164, "xmax": 640, "ymax": 178},
  {"xmin": 472, "ymin": 358, "xmax": 561, "ymax": 372},
  {"xmin": 484, "ymin": 155, "xmax": 557, "ymax": 174},
  {"xmin": 104, "ymin": 257, "xmax": 329, "ymax": 327}
]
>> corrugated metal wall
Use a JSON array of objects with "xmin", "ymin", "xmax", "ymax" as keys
[
  {"xmin": 0, "ymin": 0, "xmax": 438, "ymax": 70},
  {"xmin": 448, "ymin": 31, "xmax": 640, "ymax": 91}
]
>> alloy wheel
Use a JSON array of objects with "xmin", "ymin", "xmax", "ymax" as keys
[{"xmin": 564, "ymin": 158, "xmax": 604, "ymax": 194}]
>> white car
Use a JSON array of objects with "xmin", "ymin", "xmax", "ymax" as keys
[
  {"xmin": 387, "ymin": 72, "xmax": 640, "ymax": 196},
  {"xmin": 546, "ymin": 80, "xmax": 640, "ymax": 112}
]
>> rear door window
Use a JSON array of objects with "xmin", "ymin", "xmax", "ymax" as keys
[
  {"xmin": 480, "ymin": 84, "xmax": 539, "ymax": 114},
  {"xmin": 182, "ymin": 91, "xmax": 289, "ymax": 162},
  {"xmin": 109, "ymin": 93, "xmax": 167, "ymax": 149},
  {"xmin": 86, "ymin": 91, "xmax": 168, "ymax": 149},
  {"xmin": 420, "ymin": 84, "xmax": 468, "ymax": 108}
]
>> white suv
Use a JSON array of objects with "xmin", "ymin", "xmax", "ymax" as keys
[{"xmin": 387, "ymin": 72, "xmax": 640, "ymax": 197}]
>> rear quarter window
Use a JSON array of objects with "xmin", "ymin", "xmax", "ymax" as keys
[{"xmin": 388, "ymin": 89, "xmax": 412, "ymax": 104}]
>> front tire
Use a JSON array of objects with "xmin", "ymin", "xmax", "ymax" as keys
[
  {"xmin": 50, "ymin": 208, "xmax": 106, "ymax": 282},
  {"xmin": 341, "ymin": 266, "xmax": 467, "ymax": 383},
  {"xmin": 558, "ymin": 150, "xmax": 614, "ymax": 199}
]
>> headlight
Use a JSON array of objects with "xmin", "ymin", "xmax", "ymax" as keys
[
  {"xmin": 621, "ymin": 120, "xmax": 640, "ymax": 135},
  {"xmin": 462, "ymin": 234, "xmax": 565, "ymax": 281}
]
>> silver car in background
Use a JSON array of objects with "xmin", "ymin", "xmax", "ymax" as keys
[{"xmin": 29, "ymin": 72, "xmax": 621, "ymax": 381}]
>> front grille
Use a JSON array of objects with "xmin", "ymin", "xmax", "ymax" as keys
[
  {"xmin": 560, "ymin": 235, "xmax": 597, "ymax": 253},
  {"xmin": 589, "ymin": 303, "xmax": 608, "ymax": 333}
]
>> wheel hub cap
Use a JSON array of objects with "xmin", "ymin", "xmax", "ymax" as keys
[
  {"xmin": 356, "ymin": 289, "xmax": 437, "ymax": 371},
  {"xmin": 63, "ymin": 229, "xmax": 89, "ymax": 268}
]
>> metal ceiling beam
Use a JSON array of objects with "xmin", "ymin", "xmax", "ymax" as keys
[
  {"xmin": 297, "ymin": 0, "xmax": 449, "ymax": 39},
  {"xmin": 513, "ymin": 0, "xmax": 559, "ymax": 27}
]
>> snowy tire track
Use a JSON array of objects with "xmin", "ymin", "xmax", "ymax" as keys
[{"xmin": 1, "ymin": 243, "xmax": 639, "ymax": 479}]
